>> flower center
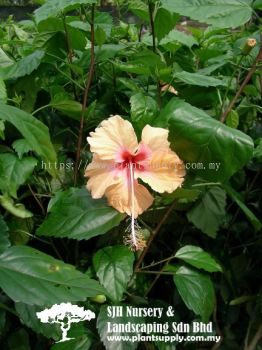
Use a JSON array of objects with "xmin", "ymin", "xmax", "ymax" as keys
[{"xmin": 117, "ymin": 148, "xmax": 148, "ymax": 251}]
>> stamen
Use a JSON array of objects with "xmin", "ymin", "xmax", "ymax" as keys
[{"xmin": 124, "ymin": 162, "xmax": 146, "ymax": 251}]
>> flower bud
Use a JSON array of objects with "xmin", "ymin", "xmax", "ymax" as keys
[
  {"xmin": 91, "ymin": 294, "xmax": 107, "ymax": 304},
  {"xmin": 242, "ymin": 38, "xmax": 257, "ymax": 55}
]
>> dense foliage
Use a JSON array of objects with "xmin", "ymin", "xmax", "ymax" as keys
[{"xmin": 0, "ymin": 0, "xmax": 261, "ymax": 349}]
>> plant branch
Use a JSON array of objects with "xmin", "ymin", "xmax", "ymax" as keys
[
  {"xmin": 148, "ymin": 1, "xmax": 156, "ymax": 52},
  {"xmin": 136, "ymin": 270, "xmax": 175, "ymax": 276},
  {"xmin": 145, "ymin": 254, "xmax": 175, "ymax": 296},
  {"xmin": 28, "ymin": 184, "xmax": 46, "ymax": 216},
  {"xmin": 220, "ymin": 42, "xmax": 262, "ymax": 123},
  {"xmin": 62, "ymin": 15, "xmax": 78, "ymax": 101},
  {"xmin": 245, "ymin": 324, "xmax": 262, "ymax": 350},
  {"xmin": 74, "ymin": 4, "xmax": 95, "ymax": 185},
  {"xmin": 140, "ymin": 255, "xmax": 176, "ymax": 270},
  {"xmin": 134, "ymin": 201, "xmax": 177, "ymax": 272},
  {"xmin": 220, "ymin": 55, "xmax": 244, "ymax": 114}
]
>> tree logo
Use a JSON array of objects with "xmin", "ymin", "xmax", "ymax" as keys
[{"xmin": 36, "ymin": 303, "xmax": 95, "ymax": 343}]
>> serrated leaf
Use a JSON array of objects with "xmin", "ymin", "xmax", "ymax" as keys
[
  {"xmin": 253, "ymin": 138, "xmax": 262, "ymax": 160},
  {"xmin": 15, "ymin": 303, "xmax": 61, "ymax": 341},
  {"xmin": 95, "ymin": 26, "xmax": 106, "ymax": 48},
  {"xmin": 0, "ymin": 104, "xmax": 57, "ymax": 177},
  {"xmin": 128, "ymin": 0, "xmax": 149, "ymax": 22},
  {"xmin": 93, "ymin": 246, "xmax": 134, "ymax": 303},
  {"xmin": 173, "ymin": 266, "xmax": 215, "ymax": 322},
  {"xmin": 0, "ymin": 120, "xmax": 5, "ymax": 140},
  {"xmin": 0, "ymin": 215, "xmax": 10, "ymax": 254},
  {"xmin": 154, "ymin": 8, "xmax": 180, "ymax": 41},
  {"xmin": 0, "ymin": 154, "xmax": 37, "ymax": 198},
  {"xmin": 37, "ymin": 188, "xmax": 124, "ymax": 240},
  {"xmin": 130, "ymin": 93, "xmax": 158, "ymax": 130},
  {"xmin": 226, "ymin": 110, "xmax": 239, "ymax": 128},
  {"xmin": 174, "ymin": 71, "xmax": 227, "ymax": 87},
  {"xmin": 155, "ymin": 98, "xmax": 254, "ymax": 181},
  {"xmin": 1, "ymin": 51, "xmax": 45, "ymax": 81},
  {"xmin": 162, "ymin": 0, "xmax": 253, "ymax": 29},
  {"xmin": 0, "ymin": 245, "xmax": 105, "ymax": 306},
  {"xmin": 187, "ymin": 186, "xmax": 226, "ymax": 238},
  {"xmin": 0, "ymin": 78, "xmax": 7, "ymax": 103},
  {"xmin": 175, "ymin": 245, "xmax": 222, "ymax": 272},
  {"xmin": 161, "ymin": 188, "xmax": 201, "ymax": 205},
  {"xmin": 160, "ymin": 29, "xmax": 198, "ymax": 49},
  {"xmin": 34, "ymin": 0, "xmax": 97, "ymax": 24},
  {"xmin": 12, "ymin": 139, "xmax": 33, "ymax": 160}
]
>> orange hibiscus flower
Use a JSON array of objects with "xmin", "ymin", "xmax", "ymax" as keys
[{"xmin": 85, "ymin": 115, "xmax": 185, "ymax": 250}]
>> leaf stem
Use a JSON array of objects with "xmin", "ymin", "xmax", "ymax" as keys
[
  {"xmin": 136, "ymin": 270, "xmax": 175, "ymax": 276},
  {"xmin": 140, "ymin": 255, "xmax": 176, "ymax": 270},
  {"xmin": 220, "ymin": 55, "xmax": 244, "ymax": 114},
  {"xmin": 32, "ymin": 104, "xmax": 50, "ymax": 115},
  {"xmin": 74, "ymin": 3, "xmax": 96, "ymax": 185},
  {"xmin": 62, "ymin": 14, "xmax": 78, "ymax": 101},
  {"xmin": 220, "ymin": 40, "xmax": 262, "ymax": 123}
]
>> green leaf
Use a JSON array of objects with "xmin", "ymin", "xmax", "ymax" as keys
[
  {"xmin": 187, "ymin": 186, "xmax": 226, "ymax": 238},
  {"xmin": 226, "ymin": 110, "xmax": 239, "ymax": 129},
  {"xmin": 0, "ymin": 104, "xmax": 57, "ymax": 177},
  {"xmin": 50, "ymin": 97, "xmax": 84, "ymax": 120},
  {"xmin": 0, "ymin": 48, "xmax": 13, "ymax": 68},
  {"xmin": 0, "ymin": 245, "xmax": 105, "ymax": 306},
  {"xmin": 0, "ymin": 120, "xmax": 5, "ymax": 140},
  {"xmin": 15, "ymin": 303, "xmax": 61, "ymax": 341},
  {"xmin": 154, "ymin": 8, "xmax": 180, "ymax": 41},
  {"xmin": 12, "ymin": 139, "xmax": 33, "ymax": 160},
  {"xmin": 34, "ymin": 0, "xmax": 97, "ymax": 24},
  {"xmin": 253, "ymin": 138, "xmax": 262, "ymax": 160},
  {"xmin": 93, "ymin": 245, "xmax": 135, "ymax": 303},
  {"xmin": 160, "ymin": 29, "xmax": 198, "ymax": 49},
  {"xmin": 37, "ymin": 188, "xmax": 125, "ymax": 240},
  {"xmin": 1, "ymin": 51, "xmax": 45, "ymax": 81},
  {"xmin": 0, "ymin": 195, "xmax": 33, "ymax": 219},
  {"xmin": 97, "ymin": 305, "xmax": 142, "ymax": 350},
  {"xmin": 224, "ymin": 185, "xmax": 262, "ymax": 231},
  {"xmin": 0, "ymin": 78, "xmax": 7, "ymax": 103},
  {"xmin": 0, "ymin": 215, "xmax": 10, "ymax": 254},
  {"xmin": 155, "ymin": 98, "xmax": 254, "ymax": 181},
  {"xmin": 130, "ymin": 93, "xmax": 158, "ymax": 130},
  {"xmin": 128, "ymin": 0, "xmax": 149, "ymax": 22},
  {"xmin": 173, "ymin": 266, "xmax": 215, "ymax": 322},
  {"xmin": 162, "ymin": 0, "xmax": 253, "ymax": 29},
  {"xmin": 253, "ymin": 0, "xmax": 262, "ymax": 9},
  {"xmin": 175, "ymin": 245, "xmax": 222, "ymax": 272},
  {"xmin": 95, "ymin": 26, "xmax": 106, "ymax": 48},
  {"xmin": 0, "ymin": 154, "xmax": 37, "ymax": 198},
  {"xmin": 174, "ymin": 71, "xmax": 227, "ymax": 87},
  {"xmin": 161, "ymin": 188, "xmax": 201, "ymax": 205}
]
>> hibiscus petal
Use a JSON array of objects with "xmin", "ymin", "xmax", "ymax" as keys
[
  {"xmin": 105, "ymin": 180, "xmax": 153, "ymax": 218},
  {"xmin": 138, "ymin": 151, "xmax": 185, "ymax": 193},
  {"xmin": 141, "ymin": 125, "xmax": 170, "ymax": 153},
  {"xmin": 87, "ymin": 115, "xmax": 138, "ymax": 161},
  {"xmin": 85, "ymin": 156, "xmax": 120, "ymax": 198}
]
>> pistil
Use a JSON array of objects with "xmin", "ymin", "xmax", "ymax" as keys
[{"xmin": 124, "ymin": 161, "xmax": 146, "ymax": 251}]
